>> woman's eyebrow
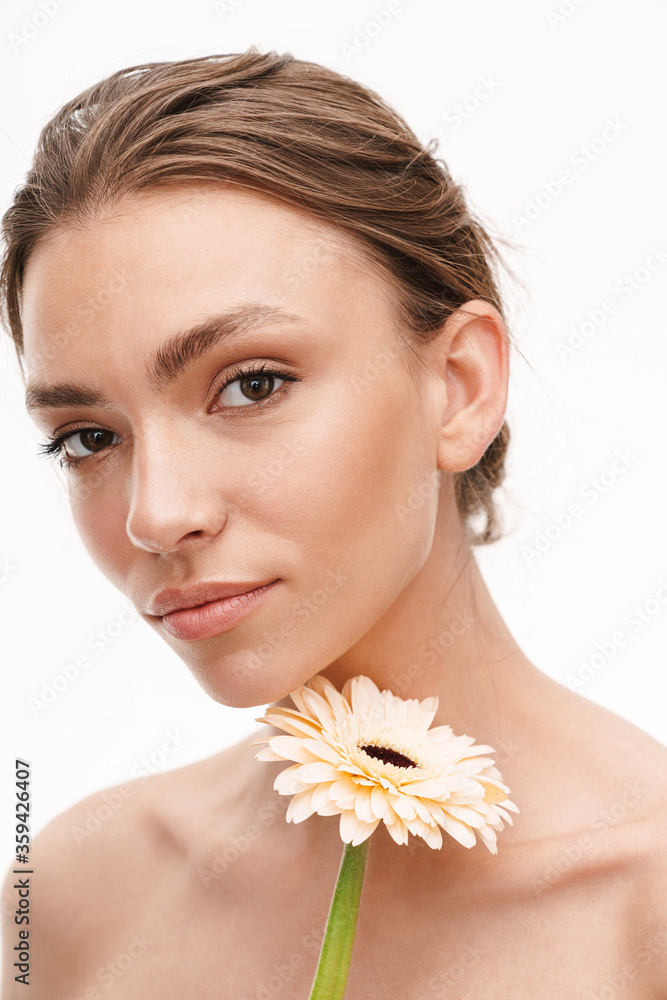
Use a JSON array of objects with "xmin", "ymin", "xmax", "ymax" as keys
[{"xmin": 24, "ymin": 302, "xmax": 304, "ymax": 412}]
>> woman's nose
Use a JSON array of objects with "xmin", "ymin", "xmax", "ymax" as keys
[{"xmin": 125, "ymin": 416, "xmax": 227, "ymax": 553}]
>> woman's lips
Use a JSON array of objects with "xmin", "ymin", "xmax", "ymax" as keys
[{"xmin": 160, "ymin": 580, "xmax": 279, "ymax": 641}]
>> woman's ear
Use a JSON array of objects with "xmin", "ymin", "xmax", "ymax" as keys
[{"xmin": 424, "ymin": 299, "xmax": 510, "ymax": 474}]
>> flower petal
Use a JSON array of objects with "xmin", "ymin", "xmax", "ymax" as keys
[
  {"xmin": 345, "ymin": 675, "xmax": 383, "ymax": 721},
  {"xmin": 339, "ymin": 809, "xmax": 363, "ymax": 844},
  {"xmin": 329, "ymin": 778, "xmax": 361, "ymax": 810},
  {"xmin": 435, "ymin": 811, "xmax": 477, "ymax": 849},
  {"xmin": 351, "ymin": 818, "xmax": 380, "ymax": 846},
  {"xmin": 479, "ymin": 780, "xmax": 510, "ymax": 805},
  {"xmin": 493, "ymin": 805, "xmax": 514, "ymax": 825},
  {"xmin": 262, "ymin": 707, "xmax": 322, "ymax": 738},
  {"xmin": 314, "ymin": 799, "xmax": 342, "ymax": 817},
  {"xmin": 384, "ymin": 815, "xmax": 409, "ymax": 845},
  {"xmin": 353, "ymin": 787, "xmax": 376, "ymax": 824},
  {"xmin": 410, "ymin": 795, "xmax": 434, "ymax": 825},
  {"xmin": 443, "ymin": 803, "xmax": 486, "ymax": 829},
  {"xmin": 337, "ymin": 762, "xmax": 371, "ymax": 779},
  {"xmin": 426, "ymin": 723, "xmax": 454, "ymax": 741},
  {"xmin": 299, "ymin": 686, "xmax": 337, "ymax": 727},
  {"xmin": 267, "ymin": 735, "xmax": 324, "ymax": 763},
  {"xmin": 287, "ymin": 686, "xmax": 312, "ymax": 717},
  {"xmin": 273, "ymin": 764, "xmax": 308, "ymax": 796},
  {"xmin": 253, "ymin": 746, "xmax": 285, "ymax": 762},
  {"xmin": 445, "ymin": 782, "xmax": 486, "ymax": 804},
  {"xmin": 399, "ymin": 777, "xmax": 449, "ymax": 798},
  {"xmin": 457, "ymin": 743, "xmax": 497, "ymax": 757},
  {"xmin": 286, "ymin": 788, "xmax": 317, "ymax": 824},
  {"xmin": 300, "ymin": 738, "xmax": 343, "ymax": 766},
  {"xmin": 421, "ymin": 823, "xmax": 443, "ymax": 850},
  {"xmin": 339, "ymin": 809, "xmax": 378, "ymax": 845},
  {"xmin": 370, "ymin": 785, "xmax": 391, "ymax": 821},
  {"xmin": 386, "ymin": 790, "xmax": 417, "ymax": 821},
  {"xmin": 405, "ymin": 815, "xmax": 438, "ymax": 843},
  {"xmin": 295, "ymin": 761, "xmax": 342, "ymax": 784},
  {"xmin": 308, "ymin": 674, "xmax": 353, "ymax": 718},
  {"xmin": 476, "ymin": 825, "xmax": 499, "ymax": 854},
  {"xmin": 310, "ymin": 782, "xmax": 336, "ymax": 811}
]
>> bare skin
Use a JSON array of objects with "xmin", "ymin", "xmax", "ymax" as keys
[{"xmin": 3, "ymin": 183, "xmax": 667, "ymax": 998}]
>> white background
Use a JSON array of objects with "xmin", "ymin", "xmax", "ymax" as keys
[{"xmin": 1, "ymin": 0, "xmax": 666, "ymax": 871}]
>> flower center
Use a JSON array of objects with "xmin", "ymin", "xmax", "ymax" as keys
[{"xmin": 359, "ymin": 744, "xmax": 417, "ymax": 769}]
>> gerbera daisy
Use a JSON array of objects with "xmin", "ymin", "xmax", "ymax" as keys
[{"xmin": 252, "ymin": 672, "xmax": 519, "ymax": 853}]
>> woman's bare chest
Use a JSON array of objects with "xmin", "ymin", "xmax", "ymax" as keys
[{"xmin": 69, "ymin": 867, "xmax": 656, "ymax": 1000}]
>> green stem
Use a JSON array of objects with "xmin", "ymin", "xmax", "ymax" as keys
[{"xmin": 308, "ymin": 838, "xmax": 371, "ymax": 1000}]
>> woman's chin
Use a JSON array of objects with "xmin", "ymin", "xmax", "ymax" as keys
[{"xmin": 187, "ymin": 657, "xmax": 315, "ymax": 710}]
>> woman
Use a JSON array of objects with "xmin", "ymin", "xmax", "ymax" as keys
[{"xmin": 2, "ymin": 48, "xmax": 666, "ymax": 998}]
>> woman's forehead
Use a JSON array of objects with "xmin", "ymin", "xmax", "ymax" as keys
[
  {"xmin": 19, "ymin": 184, "xmax": 409, "ymax": 413},
  {"xmin": 20, "ymin": 184, "xmax": 387, "ymax": 353}
]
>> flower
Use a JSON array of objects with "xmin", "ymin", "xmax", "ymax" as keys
[{"xmin": 252, "ymin": 673, "xmax": 519, "ymax": 852}]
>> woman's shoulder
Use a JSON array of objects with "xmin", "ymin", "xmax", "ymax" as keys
[
  {"xmin": 602, "ymin": 713, "xmax": 667, "ymax": 992},
  {"xmin": 563, "ymin": 683, "xmax": 667, "ymax": 829},
  {"xmin": 520, "ymin": 680, "xmax": 667, "ymax": 980},
  {"xmin": 17, "ymin": 733, "xmax": 253, "ymax": 875},
  {"xmin": 1, "ymin": 736, "xmax": 254, "ymax": 996},
  {"xmin": 530, "ymin": 678, "xmax": 667, "ymax": 858}
]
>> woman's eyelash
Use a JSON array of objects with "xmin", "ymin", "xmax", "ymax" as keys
[
  {"xmin": 212, "ymin": 361, "xmax": 299, "ymax": 411},
  {"xmin": 37, "ymin": 436, "xmax": 79, "ymax": 461},
  {"xmin": 36, "ymin": 428, "xmax": 119, "ymax": 470},
  {"xmin": 36, "ymin": 362, "xmax": 299, "ymax": 470}
]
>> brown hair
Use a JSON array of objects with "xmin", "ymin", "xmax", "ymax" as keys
[{"xmin": 0, "ymin": 47, "xmax": 524, "ymax": 545}]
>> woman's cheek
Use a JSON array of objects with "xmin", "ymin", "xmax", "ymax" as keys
[
  {"xmin": 70, "ymin": 479, "xmax": 132, "ymax": 586},
  {"xmin": 272, "ymin": 380, "xmax": 437, "ymax": 606}
]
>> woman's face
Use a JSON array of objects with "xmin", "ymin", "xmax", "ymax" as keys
[{"xmin": 20, "ymin": 182, "xmax": 457, "ymax": 707}]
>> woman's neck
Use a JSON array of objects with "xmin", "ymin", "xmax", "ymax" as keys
[{"xmin": 270, "ymin": 506, "xmax": 539, "ymax": 755}]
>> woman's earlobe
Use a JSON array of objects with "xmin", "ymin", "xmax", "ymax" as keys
[{"xmin": 437, "ymin": 412, "xmax": 505, "ymax": 473}]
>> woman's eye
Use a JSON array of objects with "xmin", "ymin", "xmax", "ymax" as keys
[
  {"xmin": 64, "ymin": 428, "xmax": 119, "ymax": 459},
  {"xmin": 39, "ymin": 366, "xmax": 298, "ymax": 468},
  {"xmin": 216, "ymin": 367, "xmax": 292, "ymax": 408}
]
